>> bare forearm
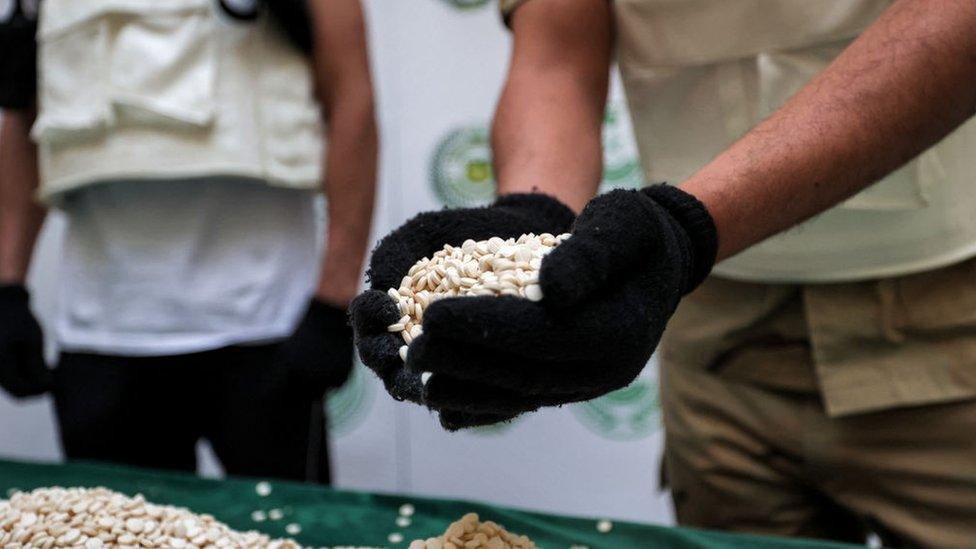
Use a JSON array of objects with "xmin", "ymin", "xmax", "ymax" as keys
[
  {"xmin": 309, "ymin": 0, "xmax": 377, "ymax": 307},
  {"xmin": 316, "ymin": 102, "xmax": 377, "ymax": 306},
  {"xmin": 682, "ymin": 0, "xmax": 976, "ymax": 261},
  {"xmin": 0, "ymin": 109, "xmax": 45, "ymax": 284},
  {"xmin": 493, "ymin": 0, "xmax": 613, "ymax": 212}
]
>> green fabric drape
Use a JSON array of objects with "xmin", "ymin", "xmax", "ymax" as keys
[{"xmin": 0, "ymin": 459, "xmax": 858, "ymax": 548}]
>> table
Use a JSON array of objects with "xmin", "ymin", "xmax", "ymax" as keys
[{"xmin": 0, "ymin": 459, "xmax": 856, "ymax": 548}]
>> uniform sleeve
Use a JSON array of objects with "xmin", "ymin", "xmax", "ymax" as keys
[
  {"xmin": 499, "ymin": 0, "xmax": 534, "ymax": 27},
  {"xmin": 0, "ymin": 3, "xmax": 38, "ymax": 110}
]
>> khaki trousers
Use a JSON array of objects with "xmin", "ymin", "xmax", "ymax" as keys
[{"xmin": 660, "ymin": 259, "xmax": 976, "ymax": 548}]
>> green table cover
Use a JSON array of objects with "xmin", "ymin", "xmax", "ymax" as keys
[{"xmin": 0, "ymin": 459, "xmax": 856, "ymax": 548}]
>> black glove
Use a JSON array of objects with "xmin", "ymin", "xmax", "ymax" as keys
[
  {"xmin": 0, "ymin": 0, "xmax": 39, "ymax": 109},
  {"xmin": 402, "ymin": 185, "xmax": 717, "ymax": 430},
  {"xmin": 275, "ymin": 298, "xmax": 355, "ymax": 400},
  {"xmin": 0, "ymin": 284, "xmax": 51, "ymax": 398},
  {"xmin": 349, "ymin": 194, "xmax": 577, "ymax": 415}
]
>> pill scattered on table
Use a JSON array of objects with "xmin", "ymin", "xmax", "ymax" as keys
[
  {"xmin": 396, "ymin": 516, "xmax": 411, "ymax": 528},
  {"xmin": 252, "ymin": 510, "xmax": 268, "ymax": 523},
  {"xmin": 398, "ymin": 503, "xmax": 415, "ymax": 517},
  {"xmin": 255, "ymin": 481, "xmax": 273, "ymax": 497},
  {"xmin": 269, "ymin": 508, "xmax": 285, "ymax": 521},
  {"xmin": 388, "ymin": 532, "xmax": 404, "ymax": 543},
  {"xmin": 387, "ymin": 233, "xmax": 570, "ymax": 361},
  {"xmin": 408, "ymin": 512, "xmax": 536, "ymax": 549},
  {"xmin": 285, "ymin": 523, "xmax": 302, "ymax": 535},
  {"xmin": 596, "ymin": 520, "xmax": 613, "ymax": 533},
  {"xmin": 0, "ymin": 486, "xmax": 300, "ymax": 548}
]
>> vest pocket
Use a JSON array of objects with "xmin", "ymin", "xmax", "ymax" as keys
[
  {"xmin": 32, "ymin": 9, "xmax": 112, "ymax": 145},
  {"xmin": 108, "ymin": 6, "xmax": 216, "ymax": 129},
  {"xmin": 32, "ymin": 1, "xmax": 216, "ymax": 146},
  {"xmin": 257, "ymin": 24, "xmax": 322, "ymax": 181}
]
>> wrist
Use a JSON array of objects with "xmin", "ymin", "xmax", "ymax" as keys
[
  {"xmin": 314, "ymin": 281, "xmax": 359, "ymax": 308},
  {"xmin": 642, "ymin": 184, "xmax": 718, "ymax": 293},
  {"xmin": 0, "ymin": 284, "xmax": 29, "ymax": 305}
]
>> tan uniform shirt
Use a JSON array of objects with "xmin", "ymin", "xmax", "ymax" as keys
[
  {"xmin": 499, "ymin": 0, "xmax": 976, "ymax": 415},
  {"xmin": 501, "ymin": 0, "xmax": 976, "ymax": 284}
]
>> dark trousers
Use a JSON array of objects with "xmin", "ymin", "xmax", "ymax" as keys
[{"xmin": 52, "ymin": 344, "xmax": 330, "ymax": 484}]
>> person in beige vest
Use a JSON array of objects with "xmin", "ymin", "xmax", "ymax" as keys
[
  {"xmin": 349, "ymin": 0, "xmax": 976, "ymax": 546},
  {"xmin": 0, "ymin": 0, "xmax": 377, "ymax": 483}
]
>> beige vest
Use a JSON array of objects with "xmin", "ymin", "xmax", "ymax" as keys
[
  {"xmin": 616, "ymin": 0, "xmax": 976, "ymax": 282},
  {"xmin": 32, "ymin": 0, "xmax": 323, "ymax": 204}
]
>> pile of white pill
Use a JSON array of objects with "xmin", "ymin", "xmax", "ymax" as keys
[
  {"xmin": 388, "ymin": 233, "xmax": 570, "ymax": 361},
  {"xmin": 0, "ymin": 487, "xmax": 300, "ymax": 548},
  {"xmin": 409, "ymin": 513, "xmax": 536, "ymax": 549}
]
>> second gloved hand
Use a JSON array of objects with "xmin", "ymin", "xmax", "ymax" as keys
[
  {"xmin": 275, "ymin": 298, "xmax": 355, "ymax": 400},
  {"xmin": 0, "ymin": 284, "xmax": 51, "ymax": 398},
  {"xmin": 349, "ymin": 193, "xmax": 577, "ymax": 416},
  {"xmin": 404, "ymin": 185, "xmax": 718, "ymax": 430}
]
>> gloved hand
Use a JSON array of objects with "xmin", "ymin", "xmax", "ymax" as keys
[
  {"xmin": 276, "ymin": 298, "xmax": 355, "ymax": 400},
  {"xmin": 371, "ymin": 185, "xmax": 717, "ymax": 430},
  {"xmin": 349, "ymin": 193, "xmax": 577, "ymax": 413},
  {"xmin": 0, "ymin": 284, "xmax": 51, "ymax": 398}
]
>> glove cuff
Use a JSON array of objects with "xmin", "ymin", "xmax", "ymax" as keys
[
  {"xmin": 0, "ymin": 284, "xmax": 29, "ymax": 304},
  {"xmin": 307, "ymin": 298, "xmax": 353, "ymax": 334},
  {"xmin": 492, "ymin": 193, "xmax": 576, "ymax": 232},
  {"xmin": 642, "ymin": 184, "xmax": 718, "ymax": 293}
]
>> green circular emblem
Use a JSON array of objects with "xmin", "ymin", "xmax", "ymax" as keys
[
  {"xmin": 430, "ymin": 105, "xmax": 642, "ymax": 208},
  {"xmin": 430, "ymin": 126, "xmax": 496, "ymax": 208},
  {"xmin": 439, "ymin": 0, "xmax": 490, "ymax": 10},
  {"xmin": 326, "ymin": 359, "xmax": 375, "ymax": 437},
  {"xmin": 599, "ymin": 102, "xmax": 645, "ymax": 194},
  {"xmin": 571, "ymin": 361, "xmax": 661, "ymax": 441}
]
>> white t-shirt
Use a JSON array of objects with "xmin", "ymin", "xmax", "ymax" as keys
[{"xmin": 54, "ymin": 177, "xmax": 320, "ymax": 356}]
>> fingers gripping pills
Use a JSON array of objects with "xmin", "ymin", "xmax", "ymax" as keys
[{"xmin": 387, "ymin": 234, "xmax": 569, "ymax": 362}]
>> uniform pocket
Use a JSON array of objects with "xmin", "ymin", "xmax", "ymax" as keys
[
  {"xmin": 32, "ymin": 7, "xmax": 112, "ymax": 144},
  {"xmin": 758, "ymin": 44, "xmax": 931, "ymax": 212},
  {"xmin": 890, "ymin": 257, "xmax": 976, "ymax": 334},
  {"xmin": 108, "ymin": 4, "xmax": 216, "ymax": 128},
  {"xmin": 32, "ymin": 0, "xmax": 216, "ymax": 146},
  {"xmin": 256, "ymin": 23, "xmax": 322, "ymax": 178}
]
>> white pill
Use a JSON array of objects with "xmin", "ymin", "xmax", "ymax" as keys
[{"xmin": 255, "ymin": 481, "xmax": 272, "ymax": 497}]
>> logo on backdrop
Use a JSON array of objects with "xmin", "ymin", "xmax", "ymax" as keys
[
  {"xmin": 430, "ymin": 126, "xmax": 497, "ymax": 208},
  {"xmin": 599, "ymin": 102, "xmax": 645, "ymax": 194},
  {"xmin": 571, "ymin": 360, "xmax": 661, "ymax": 441},
  {"xmin": 429, "ymin": 102, "xmax": 645, "ymax": 208},
  {"xmin": 326, "ymin": 359, "xmax": 375, "ymax": 437},
  {"xmin": 439, "ymin": 0, "xmax": 490, "ymax": 10}
]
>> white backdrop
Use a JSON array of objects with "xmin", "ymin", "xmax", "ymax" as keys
[{"xmin": 0, "ymin": 0, "xmax": 673, "ymax": 526}]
